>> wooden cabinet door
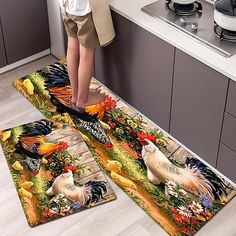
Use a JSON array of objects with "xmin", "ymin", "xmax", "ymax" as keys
[
  {"xmin": 130, "ymin": 22, "xmax": 175, "ymax": 132},
  {"xmin": 170, "ymin": 49, "xmax": 228, "ymax": 167},
  {"xmin": 0, "ymin": 19, "xmax": 7, "ymax": 68},
  {"xmin": 0, "ymin": 0, "xmax": 50, "ymax": 64},
  {"xmin": 217, "ymin": 143, "xmax": 236, "ymax": 182},
  {"xmin": 226, "ymin": 79, "xmax": 236, "ymax": 118},
  {"xmin": 94, "ymin": 11, "xmax": 130, "ymax": 102}
]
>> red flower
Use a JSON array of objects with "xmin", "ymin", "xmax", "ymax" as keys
[
  {"xmin": 104, "ymin": 142, "xmax": 114, "ymax": 150},
  {"xmin": 104, "ymin": 96, "xmax": 116, "ymax": 111},
  {"xmin": 55, "ymin": 141, "xmax": 69, "ymax": 152},
  {"xmin": 63, "ymin": 165, "xmax": 78, "ymax": 173},
  {"xmin": 191, "ymin": 217, "xmax": 199, "ymax": 225},
  {"xmin": 128, "ymin": 129, "xmax": 135, "ymax": 134},
  {"xmin": 47, "ymin": 212, "xmax": 53, "ymax": 218},
  {"xmin": 180, "ymin": 215, "xmax": 190, "ymax": 224},
  {"xmin": 108, "ymin": 121, "xmax": 116, "ymax": 129},
  {"xmin": 171, "ymin": 207, "xmax": 178, "ymax": 214},
  {"xmin": 40, "ymin": 218, "xmax": 47, "ymax": 223},
  {"xmin": 180, "ymin": 226, "xmax": 189, "ymax": 233},
  {"xmin": 42, "ymin": 211, "xmax": 48, "ymax": 217},
  {"xmin": 173, "ymin": 213, "xmax": 182, "ymax": 223},
  {"xmin": 117, "ymin": 117, "xmax": 125, "ymax": 124},
  {"xmin": 128, "ymin": 142, "xmax": 135, "ymax": 148},
  {"xmin": 137, "ymin": 131, "xmax": 156, "ymax": 145}
]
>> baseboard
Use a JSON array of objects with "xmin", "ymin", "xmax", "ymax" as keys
[{"xmin": 0, "ymin": 49, "xmax": 51, "ymax": 75}]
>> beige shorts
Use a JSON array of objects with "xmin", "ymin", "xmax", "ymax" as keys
[{"xmin": 61, "ymin": 11, "xmax": 100, "ymax": 48}]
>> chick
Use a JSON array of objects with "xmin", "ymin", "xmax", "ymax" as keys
[
  {"xmin": 21, "ymin": 181, "xmax": 34, "ymax": 190},
  {"xmin": 106, "ymin": 160, "xmax": 122, "ymax": 174},
  {"xmin": 12, "ymin": 161, "xmax": 23, "ymax": 171},
  {"xmin": 79, "ymin": 132, "xmax": 89, "ymax": 142},
  {"xmin": 18, "ymin": 187, "xmax": 32, "ymax": 199},
  {"xmin": 1, "ymin": 130, "xmax": 11, "ymax": 141},
  {"xmin": 41, "ymin": 157, "xmax": 48, "ymax": 164},
  {"xmin": 23, "ymin": 79, "xmax": 34, "ymax": 95},
  {"xmin": 99, "ymin": 121, "xmax": 111, "ymax": 130},
  {"xmin": 111, "ymin": 171, "xmax": 137, "ymax": 190}
]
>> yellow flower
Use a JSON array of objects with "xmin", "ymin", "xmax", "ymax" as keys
[
  {"xmin": 116, "ymin": 128, "xmax": 124, "ymax": 135},
  {"xmin": 156, "ymin": 138, "xmax": 167, "ymax": 147},
  {"xmin": 195, "ymin": 214, "xmax": 206, "ymax": 222},
  {"xmin": 64, "ymin": 158, "xmax": 71, "ymax": 163},
  {"xmin": 127, "ymin": 120, "xmax": 137, "ymax": 129}
]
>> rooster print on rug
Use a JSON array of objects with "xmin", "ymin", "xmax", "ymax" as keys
[
  {"xmin": 0, "ymin": 119, "xmax": 116, "ymax": 227},
  {"xmin": 11, "ymin": 59, "xmax": 236, "ymax": 235}
]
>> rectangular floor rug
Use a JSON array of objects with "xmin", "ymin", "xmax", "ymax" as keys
[
  {"xmin": 6, "ymin": 59, "xmax": 236, "ymax": 235},
  {"xmin": 0, "ymin": 118, "xmax": 116, "ymax": 227}
]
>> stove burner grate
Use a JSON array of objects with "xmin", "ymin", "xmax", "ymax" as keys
[
  {"xmin": 214, "ymin": 24, "xmax": 236, "ymax": 42},
  {"xmin": 166, "ymin": 0, "xmax": 202, "ymax": 16}
]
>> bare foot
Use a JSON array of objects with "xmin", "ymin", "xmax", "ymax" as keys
[
  {"xmin": 76, "ymin": 92, "xmax": 105, "ymax": 108},
  {"xmin": 71, "ymin": 88, "xmax": 100, "ymax": 104}
]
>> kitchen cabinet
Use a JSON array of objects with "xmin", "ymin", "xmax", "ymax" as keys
[
  {"xmin": 0, "ymin": 19, "xmax": 7, "ymax": 68},
  {"xmin": 170, "ymin": 49, "xmax": 229, "ymax": 167},
  {"xmin": 226, "ymin": 79, "xmax": 236, "ymax": 118},
  {"xmin": 0, "ymin": 0, "xmax": 50, "ymax": 64},
  {"xmin": 221, "ymin": 112, "xmax": 236, "ymax": 153},
  {"xmin": 94, "ymin": 11, "xmax": 130, "ymax": 102},
  {"xmin": 217, "ymin": 143, "xmax": 236, "ymax": 182},
  {"xmin": 129, "ymin": 22, "xmax": 175, "ymax": 132}
]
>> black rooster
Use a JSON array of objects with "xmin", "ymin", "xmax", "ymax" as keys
[{"xmin": 38, "ymin": 63, "xmax": 111, "ymax": 144}]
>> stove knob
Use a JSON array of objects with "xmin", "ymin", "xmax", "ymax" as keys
[
  {"xmin": 191, "ymin": 23, "xmax": 198, "ymax": 31},
  {"xmin": 180, "ymin": 16, "xmax": 187, "ymax": 25}
]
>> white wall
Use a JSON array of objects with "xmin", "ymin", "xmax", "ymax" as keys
[{"xmin": 47, "ymin": 0, "xmax": 66, "ymax": 59}]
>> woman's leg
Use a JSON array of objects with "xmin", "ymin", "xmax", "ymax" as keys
[
  {"xmin": 67, "ymin": 37, "xmax": 80, "ymax": 104},
  {"xmin": 76, "ymin": 45, "xmax": 104, "ymax": 108}
]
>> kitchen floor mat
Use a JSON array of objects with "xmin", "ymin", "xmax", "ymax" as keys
[
  {"xmin": 10, "ymin": 59, "xmax": 236, "ymax": 235},
  {"xmin": 0, "ymin": 118, "xmax": 116, "ymax": 227}
]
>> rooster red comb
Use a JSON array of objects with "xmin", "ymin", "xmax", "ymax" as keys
[{"xmin": 63, "ymin": 165, "xmax": 78, "ymax": 173}]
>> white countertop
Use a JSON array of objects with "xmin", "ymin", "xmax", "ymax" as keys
[{"xmin": 110, "ymin": 0, "xmax": 236, "ymax": 81}]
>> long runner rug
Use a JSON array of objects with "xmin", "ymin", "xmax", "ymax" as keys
[{"xmin": 1, "ymin": 59, "xmax": 235, "ymax": 235}]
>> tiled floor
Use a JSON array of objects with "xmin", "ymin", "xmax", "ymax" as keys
[{"xmin": 0, "ymin": 55, "xmax": 236, "ymax": 236}]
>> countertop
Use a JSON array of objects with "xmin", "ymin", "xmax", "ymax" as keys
[{"xmin": 109, "ymin": 0, "xmax": 236, "ymax": 82}]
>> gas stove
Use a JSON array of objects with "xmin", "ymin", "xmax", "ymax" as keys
[{"xmin": 142, "ymin": 0, "xmax": 236, "ymax": 57}]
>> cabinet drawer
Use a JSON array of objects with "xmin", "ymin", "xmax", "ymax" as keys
[
  {"xmin": 221, "ymin": 112, "xmax": 236, "ymax": 152},
  {"xmin": 226, "ymin": 80, "xmax": 236, "ymax": 117},
  {"xmin": 217, "ymin": 143, "xmax": 236, "ymax": 183}
]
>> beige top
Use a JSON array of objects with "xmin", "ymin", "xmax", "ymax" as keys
[{"xmin": 89, "ymin": 0, "xmax": 115, "ymax": 46}]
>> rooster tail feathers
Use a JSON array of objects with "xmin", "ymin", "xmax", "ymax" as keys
[
  {"xmin": 180, "ymin": 166, "xmax": 215, "ymax": 202},
  {"xmin": 84, "ymin": 181, "xmax": 107, "ymax": 205},
  {"xmin": 39, "ymin": 63, "xmax": 70, "ymax": 89},
  {"xmin": 186, "ymin": 157, "xmax": 232, "ymax": 200},
  {"xmin": 22, "ymin": 120, "xmax": 54, "ymax": 137}
]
